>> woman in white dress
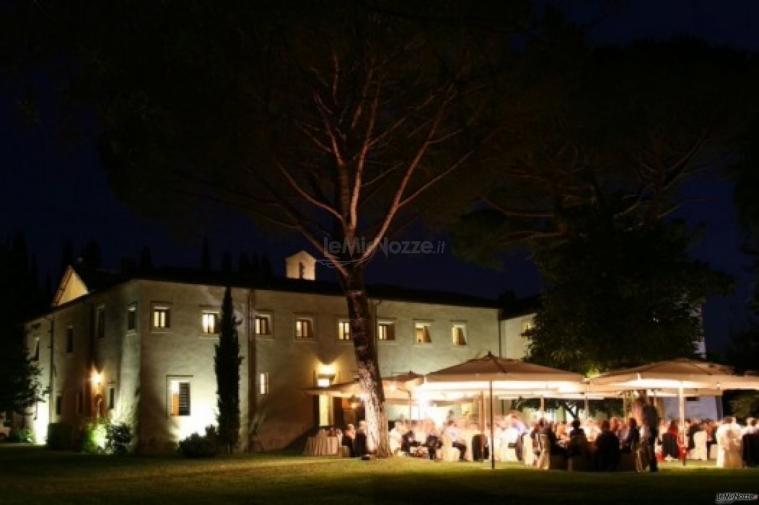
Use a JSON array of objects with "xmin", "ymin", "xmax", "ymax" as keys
[{"xmin": 716, "ymin": 417, "xmax": 742, "ymax": 469}]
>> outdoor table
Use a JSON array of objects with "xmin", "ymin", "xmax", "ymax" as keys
[{"xmin": 303, "ymin": 435, "xmax": 340, "ymax": 456}]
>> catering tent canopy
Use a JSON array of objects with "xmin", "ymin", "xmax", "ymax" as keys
[
  {"xmin": 419, "ymin": 353, "xmax": 584, "ymax": 469},
  {"xmin": 587, "ymin": 358, "xmax": 759, "ymax": 392},
  {"xmin": 419, "ymin": 352, "xmax": 584, "ymax": 393}
]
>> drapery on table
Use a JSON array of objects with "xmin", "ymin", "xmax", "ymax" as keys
[{"xmin": 303, "ymin": 435, "xmax": 340, "ymax": 456}]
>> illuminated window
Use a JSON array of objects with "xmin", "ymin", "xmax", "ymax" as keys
[
  {"xmin": 451, "ymin": 323, "xmax": 467, "ymax": 346},
  {"xmin": 66, "ymin": 326, "xmax": 74, "ymax": 353},
  {"xmin": 96, "ymin": 306, "xmax": 106, "ymax": 339},
  {"xmin": 259, "ymin": 372, "xmax": 270, "ymax": 395},
  {"xmin": 169, "ymin": 380, "xmax": 191, "ymax": 416},
  {"xmin": 337, "ymin": 320, "xmax": 352, "ymax": 341},
  {"xmin": 255, "ymin": 314, "xmax": 271, "ymax": 336},
  {"xmin": 377, "ymin": 321, "xmax": 395, "ymax": 341},
  {"xmin": 522, "ymin": 319, "xmax": 535, "ymax": 335},
  {"xmin": 32, "ymin": 338, "xmax": 40, "ymax": 361},
  {"xmin": 152, "ymin": 306, "xmax": 171, "ymax": 329},
  {"xmin": 127, "ymin": 304, "xmax": 137, "ymax": 331},
  {"xmin": 295, "ymin": 318, "xmax": 313, "ymax": 339},
  {"xmin": 415, "ymin": 322, "xmax": 432, "ymax": 344},
  {"xmin": 201, "ymin": 312, "xmax": 218, "ymax": 334},
  {"xmin": 108, "ymin": 387, "xmax": 115, "ymax": 410}
]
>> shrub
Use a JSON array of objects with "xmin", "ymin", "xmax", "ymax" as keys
[
  {"xmin": 8, "ymin": 427, "xmax": 34, "ymax": 444},
  {"xmin": 46, "ymin": 423, "xmax": 74, "ymax": 450},
  {"xmin": 178, "ymin": 425, "xmax": 218, "ymax": 458},
  {"xmin": 82, "ymin": 420, "xmax": 108, "ymax": 454},
  {"xmin": 105, "ymin": 422, "xmax": 133, "ymax": 455}
]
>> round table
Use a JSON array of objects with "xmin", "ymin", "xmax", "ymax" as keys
[{"xmin": 303, "ymin": 435, "xmax": 340, "ymax": 456}]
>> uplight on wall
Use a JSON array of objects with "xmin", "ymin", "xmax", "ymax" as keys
[
  {"xmin": 90, "ymin": 370, "xmax": 103, "ymax": 388},
  {"xmin": 317, "ymin": 377, "xmax": 331, "ymax": 388}
]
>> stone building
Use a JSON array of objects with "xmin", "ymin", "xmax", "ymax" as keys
[{"xmin": 25, "ymin": 252, "xmax": 521, "ymax": 452}]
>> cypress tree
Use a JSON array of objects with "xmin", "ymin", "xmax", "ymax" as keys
[{"xmin": 214, "ymin": 286, "xmax": 241, "ymax": 453}]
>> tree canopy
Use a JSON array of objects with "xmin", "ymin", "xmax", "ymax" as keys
[{"xmin": 527, "ymin": 216, "xmax": 732, "ymax": 375}]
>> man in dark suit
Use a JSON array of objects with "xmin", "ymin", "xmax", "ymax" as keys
[
  {"xmin": 354, "ymin": 421, "xmax": 368, "ymax": 457},
  {"xmin": 642, "ymin": 400, "xmax": 660, "ymax": 472}
]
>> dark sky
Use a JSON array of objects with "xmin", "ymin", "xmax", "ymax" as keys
[{"xmin": 1, "ymin": 0, "xmax": 757, "ymax": 351}]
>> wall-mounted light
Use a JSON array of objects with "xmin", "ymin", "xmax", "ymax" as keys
[
  {"xmin": 90, "ymin": 369, "xmax": 103, "ymax": 387},
  {"xmin": 316, "ymin": 373, "xmax": 334, "ymax": 388}
]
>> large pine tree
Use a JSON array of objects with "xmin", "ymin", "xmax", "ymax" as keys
[{"xmin": 214, "ymin": 287, "xmax": 242, "ymax": 453}]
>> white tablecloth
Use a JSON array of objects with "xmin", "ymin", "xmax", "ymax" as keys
[{"xmin": 303, "ymin": 436, "xmax": 340, "ymax": 456}]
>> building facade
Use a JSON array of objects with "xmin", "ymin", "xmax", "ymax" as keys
[{"xmin": 25, "ymin": 253, "xmax": 506, "ymax": 452}]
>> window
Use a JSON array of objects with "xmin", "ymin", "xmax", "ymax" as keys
[
  {"xmin": 337, "ymin": 320, "xmax": 352, "ymax": 341},
  {"xmin": 451, "ymin": 323, "xmax": 467, "ymax": 346},
  {"xmin": 96, "ymin": 306, "xmax": 106, "ymax": 338},
  {"xmin": 522, "ymin": 319, "xmax": 535, "ymax": 335},
  {"xmin": 32, "ymin": 338, "xmax": 40, "ymax": 361},
  {"xmin": 108, "ymin": 387, "xmax": 116, "ymax": 410},
  {"xmin": 169, "ymin": 380, "xmax": 191, "ymax": 416},
  {"xmin": 66, "ymin": 326, "xmax": 74, "ymax": 353},
  {"xmin": 377, "ymin": 321, "xmax": 395, "ymax": 341},
  {"xmin": 201, "ymin": 312, "xmax": 218, "ymax": 334},
  {"xmin": 259, "ymin": 372, "xmax": 270, "ymax": 395},
  {"xmin": 415, "ymin": 322, "xmax": 432, "ymax": 344},
  {"xmin": 152, "ymin": 305, "xmax": 171, "ymax": 330},
  {"xmin": 76, "ymin": 390, "xmax": 83, "ymax": 415},
  {"xmin": 255, "ymin": 314, "xmax": 271, "ymax": 336},
  {"xmin": 55, "ymin": 395, "xmax": 62, "ymax": 416},
  {"xmin": 127, "ymin": 304, "xmax": 137, "ymax": 331},
  {"xmin": 295, "ymin": 317, "xmax": 313, "ymax": 339}
]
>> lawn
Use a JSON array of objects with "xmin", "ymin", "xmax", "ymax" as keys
[{"xmin": 1, "ymin": 445, "xmax": 757, "ymax": 505}]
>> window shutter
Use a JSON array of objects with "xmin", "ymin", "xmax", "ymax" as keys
[{"xmin": 178, "ymin": 382, "xmax": 190, "ymax": 415}]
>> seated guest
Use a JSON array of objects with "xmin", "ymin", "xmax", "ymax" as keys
[
  {"xmin": 568, "ymin": 419, "xmax": 586, "ymax": 439},
  {"xmin": 402, "ymin": 421, "xmax": 421, "ymax": 455},
  {"xmin": 566, "ymin": 419, "xmax": 589, "ymax": 458},
  {"xmin": 595, "ymin": 419, "xmax": 621, "ymax": 471},
  {"xmin": 354, "ymin": 421, "xmax": 369, "ymax": 457},
  {"xmin": 660, "ymin": 420, "xmax": 680, "ymax": 460},
  {"xmin": 620, "ymin": 418, "xmax": 640, "ymax": 453},
  {"xmin": 341, "ymin": 424, "xmax": 356, "ymax": 457},
  {"xmin": 443, "ymin": 420, "xmax": 467, "ymax": 461},
  {"xmin": 541, "ymin": 421, "xmax": 565, "ymax": 456},
  {"xmin": 425, "ymin": 428, "xmax": 443, "ymax": 461},
  {"xmin": 609, "ymin": 417, "xmax": 622, "ymax": 438},
  {"xmin": 584, "ymin": 419, "xmax": 601, "ymax": 442},
  {"xmin": 555, "ymin": 422, "xmax": 569, "ymax": 444},
  {"xmin": 389, "ymin": 421, "xmax": 405, "ymax": 455}
]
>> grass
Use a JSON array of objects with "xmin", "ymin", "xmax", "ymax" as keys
[{"xmin": 0, "ymin": 445, "xmax": 757, "ymax": 505}]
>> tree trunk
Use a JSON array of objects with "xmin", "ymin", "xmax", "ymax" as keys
[{"xmin": 342, "ymin": 267, "xmax": 390, "ymax": 458}]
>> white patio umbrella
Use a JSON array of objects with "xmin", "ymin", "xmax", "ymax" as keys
[
  {"xmin": 420, "ymin": 352, "xmax": 585, "ymax": 469},
  {"xmin": 587, "ymin": 358, "xmax": 759, "ymax": 465}
]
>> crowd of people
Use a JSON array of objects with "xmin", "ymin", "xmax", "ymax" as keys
[{"xmin": 332, "ymin": 410, "xmax": 759, "ymax": 470}]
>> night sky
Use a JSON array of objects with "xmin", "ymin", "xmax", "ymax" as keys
[{"xmin": 1, "ymin": 0, "xmax": 757, "ymax": 351}]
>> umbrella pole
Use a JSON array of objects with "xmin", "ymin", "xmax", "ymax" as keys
[
  {"xmin": 489, "ymin": 380, "xmax": 495, "ymax": 470},
  {"xmin": 679, "ymin": 385, "xmax": 686, "ymax": 467},
  {"xmin": 408, "ymin": 394, "xmax": 412, "ymax": 421},
  {"xmin": 583, "ymin": 393, "xmax": 589, "ymax": 420}
]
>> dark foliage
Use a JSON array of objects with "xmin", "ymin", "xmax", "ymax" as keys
[
  {"xmin": 215, "ymin": 287, "xmax": 242, "ymax": 453},
  {"xmin": 178, "ymin": 426, "xmax": 218, "ymax": 458},
  {"xmin": 105, "ymin": 422, "xmax": 133, "ymax": 455},
  {"xmin": 46, "ymin": 423, "xmax": 75, "ymax": 450},
  {"xmin": 527, "ymin": 217, "xmax": 732, "ymax": 374}
]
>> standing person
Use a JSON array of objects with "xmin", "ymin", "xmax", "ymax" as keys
[
  {"xmin": 354, "ymin": 420, "xmax": 369, "ymax": 458},
  {"xmin": 641, "ymin": 399, "xmax": 660, "ymax": 472}
]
